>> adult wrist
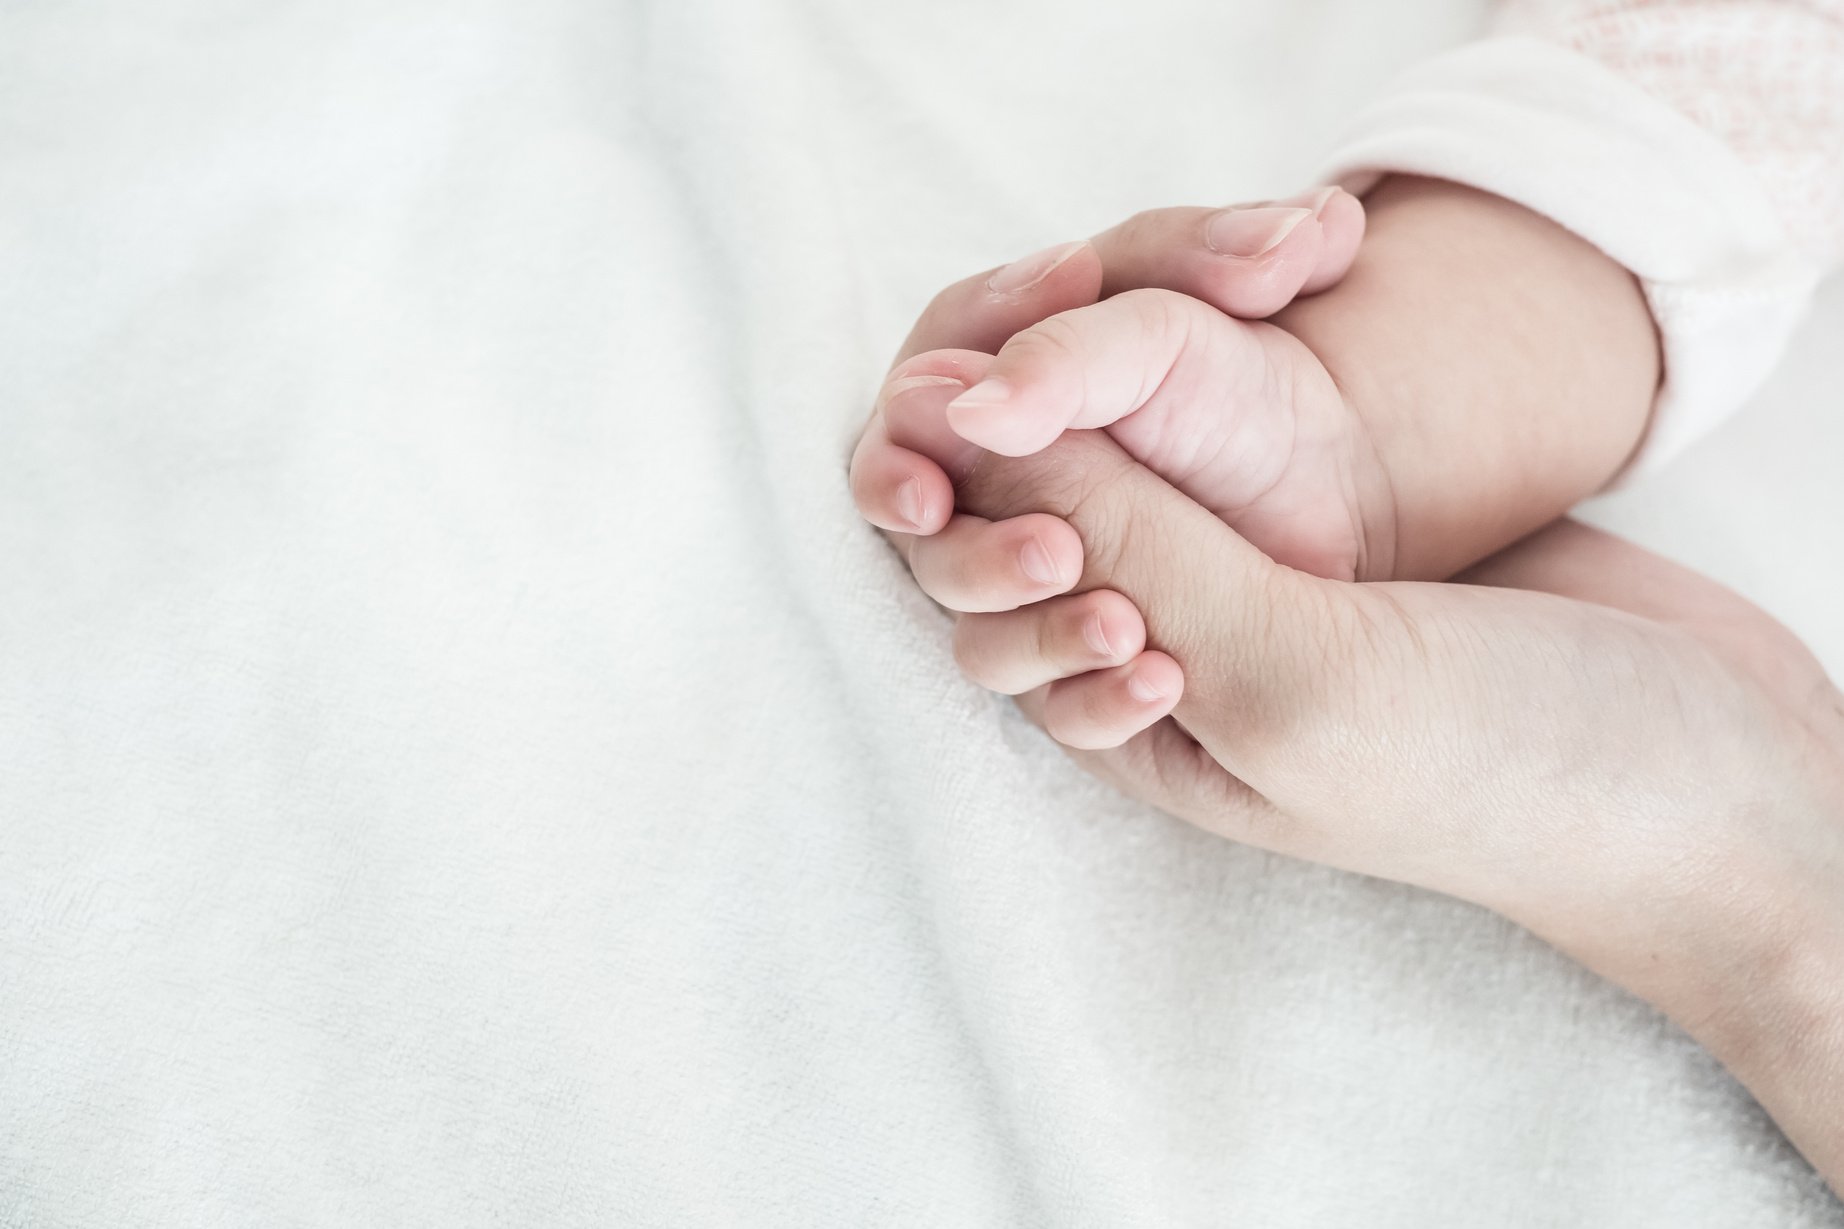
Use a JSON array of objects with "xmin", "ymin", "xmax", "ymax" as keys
[
  {"xmin": 1663, "ymin": 842, "xmax": 1844, "ymax": 1188},
  {"xmin": 1561, "ymin": 739, "xmax": 1844, "ymax": 1189}
]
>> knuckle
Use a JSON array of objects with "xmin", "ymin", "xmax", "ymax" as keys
[
  {"xmin": 959, "ymin": 446, "xmax": 1140, "ymax": 588},
  {"xmin": 920, "ymin": 275, "xmax": 978, "ymax": 324},
  {"xmin": 1220, "ymin": 576, "xmax": 1366, "ymax": 768},
  {"xmin": 966, "ymin": 437, "xmax": 1121, "ymax": 520},
  {"xmin": 1112, "ymin": 207, "xmax": 1180, "ymax": 253},
  {"xmin": 1060, "ymin": 472, "xmax": 1144, "ymax": 585},
  {"xmin": 1093, "ymin": 210, "xmax": 1147, "ymax": 259},
  {"xmin": 1118, "ymin": 207, "xmax": 1161, "ymax": 239}
]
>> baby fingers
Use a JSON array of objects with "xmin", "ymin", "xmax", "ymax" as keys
[
  {"xmin": 850, "ymin": 434, "xmax": 954, "ymax": 535},
  {"xmin": 955, "ymin": 588, "xmax": 1183, "ymax": 749},
  {"xmin": 852, "ymin": 357, "xmax": 999, "ymax": 536},
  {"xmin": 953, "ymin": 589, "xmax": 1146, "ymax": 695},
  {"xmin": 903, "ymin": 512, "xmax": 1084, "ymax": 612},
  {"xmin": 1035, "ymin": 652, "xmax": 1185, "ymax": 750}
]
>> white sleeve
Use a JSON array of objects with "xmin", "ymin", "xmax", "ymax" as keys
[{"xmin": 1318, "ymin": 5, "xmax": 1844, "ymax": 484}]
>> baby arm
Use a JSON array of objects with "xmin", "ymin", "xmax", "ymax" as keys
[{"xmin": 1271, "ymin": 173, "xmax": 1660, "ymax": 581}]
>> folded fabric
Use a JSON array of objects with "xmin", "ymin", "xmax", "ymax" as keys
[{"xmin": 1321, "ymin": 11, "xmax": 1844, "ymax": 482}]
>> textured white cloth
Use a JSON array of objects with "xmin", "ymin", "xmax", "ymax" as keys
[
  {"xmin": 2, "ymin": 1, "xmax": 1842, "ymax": 1225},
  {"xmin": 1501, "ymin": 0, "xmax": 1844, "ymax": 262},
  {"xmin": 1324, "ymin": 2, "xmax": 1844, "ymax": 480}
]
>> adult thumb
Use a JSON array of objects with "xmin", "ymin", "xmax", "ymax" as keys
[{"xmin": 952, "ymin": 428, "xmax": 1363, "ymax": 795}]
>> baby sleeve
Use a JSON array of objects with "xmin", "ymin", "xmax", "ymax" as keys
[{"xmin": 1317, "ymin": 1, "xmax": 1844, "ymax": 482}]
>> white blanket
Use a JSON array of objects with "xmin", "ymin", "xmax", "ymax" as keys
[{"xmin": 4, "ymin": 0, "xmax": 1841, "ymax": 1223}]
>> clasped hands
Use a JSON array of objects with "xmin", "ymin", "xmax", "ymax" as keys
[{"xmin": 850, "ymin": 178, "xmax": 1844, "ymax": 1188}]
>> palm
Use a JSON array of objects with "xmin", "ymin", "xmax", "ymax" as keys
[
  {"xmin": 1054, "ymin": 518, "xmax": 1825, "ymax": 938},
  {"xmin": 1106, "ymin": 318, "xmax": 1380, "ymax": 581}
]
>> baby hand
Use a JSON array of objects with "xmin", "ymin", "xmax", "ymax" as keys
[
  {"xmin": 851, "ymin": 189, "xmax": 1366, "ymax": 744},
  {"xmin": 852, "ymin": 188, "xmax": 1374, "ymax": 615},
  {"xmin": 908, "ymin": 286, "xmax": 1385, "ymax": 583},
  {"xmin": 858, "ymin": 177, "xmax": 1658, "ymax": 613}
]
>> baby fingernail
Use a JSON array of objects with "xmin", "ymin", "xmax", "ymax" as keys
[
  {"xmin": 1020, "ymin": 538, "xmax": 1062, "ymax": 586},
  {"xmin": 1205, "ymin": 206, "xmax": 1311, "ymax": 258},
  {"xmin": 897, "ymin": 478, "xmax": 925, "ymax": 529},
  {"xmin": 1127, "ymin": 671, "xmax": 1167, "ymax": 703},
  {"xmin": 948, "ymin": 377, "xmax": 1012, "ymax": 414},
  {"xmin": 1083, "ymin": 611, "xmax": 1114, "ymax": 658},
  {"xmin": 987, "ymin": 241, "xmax": 1087, "ymax": 294}
]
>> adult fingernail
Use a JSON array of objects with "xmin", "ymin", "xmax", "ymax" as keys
[
  {"xmin": 1126, "ymin": 670, "xmax": 1167, "ymax": 703},
  {"xmin": 881, "ymin": 373, "xmax": 966, "ymax": 407},
  {"xmin": 1083, "ymin": 611, "xmax": 1115, "ymax": 658},
  {"xmin": 987, "ymin": 241, "xmax": 1087, "ymax": 294},
  {"xmin": 897, "ymin": 478, "xmax": 925, "ymax": 530},
  {"xmin": 948, "ymin": 377, "xmax": 1012, "ymax": 414},
  {"xmin": 1020, "ymin": 537, "xmax": 1062, "ymax": 586},
  {"xmin": 1275, "ymin": 185, "xmax": 1340, "ymax": 217},
  {"xmin": 1204, "ymin": 206, "xmax": 1311, "ymax": 258}
]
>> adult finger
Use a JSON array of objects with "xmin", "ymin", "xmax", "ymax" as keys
[
  {"xmin": 887, "ymin": 185, "xmax": 1365, "ymax": 370},
  {"xmin": 850, "ymin": 359, "xmax": 996, "ymax": 535},
  {"xmin": 950, "ymin": 427, "xmax": 1362, "ymax": 791},
  {"xmin": 1012, "ymin": 698, "xmax": 1290, "ymax": 845},
  {"xmin": 903, "ymin": 512, "xmax": 1085, "ymax": 613},
  {"xmin": 952, "ymin": 589, "xmax": 1146, "ymax": 695},
  {"xmin": 1036, "ymin": 652, "xmax": 1185, "ymax": 750},
  {"xmin": 892, "ymin": 241, "xmax": 1107, "ymax": 367},
  {"xmin": 1090, "ymin": 186, "xmax": 1366, "ymax": 318}
]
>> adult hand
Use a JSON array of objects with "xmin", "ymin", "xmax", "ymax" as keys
[
  {"xmin": 846, "ymin": 188, "xmax": 1368, "ymax": 730},
  {"xmin": 941, "ymin": 427, "xmax": 1844, "ymax": 1192}
]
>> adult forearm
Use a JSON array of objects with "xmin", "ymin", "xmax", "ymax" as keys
[
  {"xmin": 1701, "ymin": 911, "xmax": 1844, "ymax": 1193},
  {"xmin": 1668, "ymin": 754, "xmax": 1844, "ymax": 1194},
  {"xmin": 1559, "ymin": 721, "xmax": 1844, "ymax": 1194},
  {"xmin": 1450, "ymin": 520, "xmax": 1844, "ymax": 1189}
]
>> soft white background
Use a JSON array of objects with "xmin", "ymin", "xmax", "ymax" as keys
[{"xmin": 3, "ymin": 1, "xmax": 1840, "ymax": 1224}]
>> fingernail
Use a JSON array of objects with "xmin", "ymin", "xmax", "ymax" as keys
[
  {"xmin": 1204, "ymin": 206, "xmax": 1311, "ymax": 258},
  {"xmin": 1275, "ymin": 185, "xmax": 1340, "ymax": 217},
  {"xmin": 1020, "ymin": 537, "xmax": 1062, "ymax": 586},
  {"xmin": 987, "ymin": 241, "xmax": 1086, "ymax": 294},
  {"xmin": 897, "ymin": 478, "xmax": 925, "ymax": 530},
  {"xmin": 1083, "ymin": 611, "xmax": 1114, "ymax": 658},
  {"xmin": 1127, "ymin": 671, "xmax": 1166, "ymax": 703},
  {"xmin": 882, "ymin": 373, "xmax": 966, "ymax": 406},
  {"xmin": 948, "ymin": 377, "xmax": 1012, "ymax": 414}
]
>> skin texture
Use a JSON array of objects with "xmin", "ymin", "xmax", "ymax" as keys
[
  {"xmin": 1272, "ymin": 175, "xmax": 1662, "ymax": 580},
  {"xmin": 853, "ymin": 186, "xmax": 1368, "ymax": 554},
  {"xmin": 855, "ymin": 177, "xmax": 1660, "ymax": 589},
  {"xmin": 940, "ymin": 427, "xmax": 1844, "ymax": 1194},
  {"xmin": 850, "ymin": 179, "xmax": 1844, "ymax": 1190}
]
